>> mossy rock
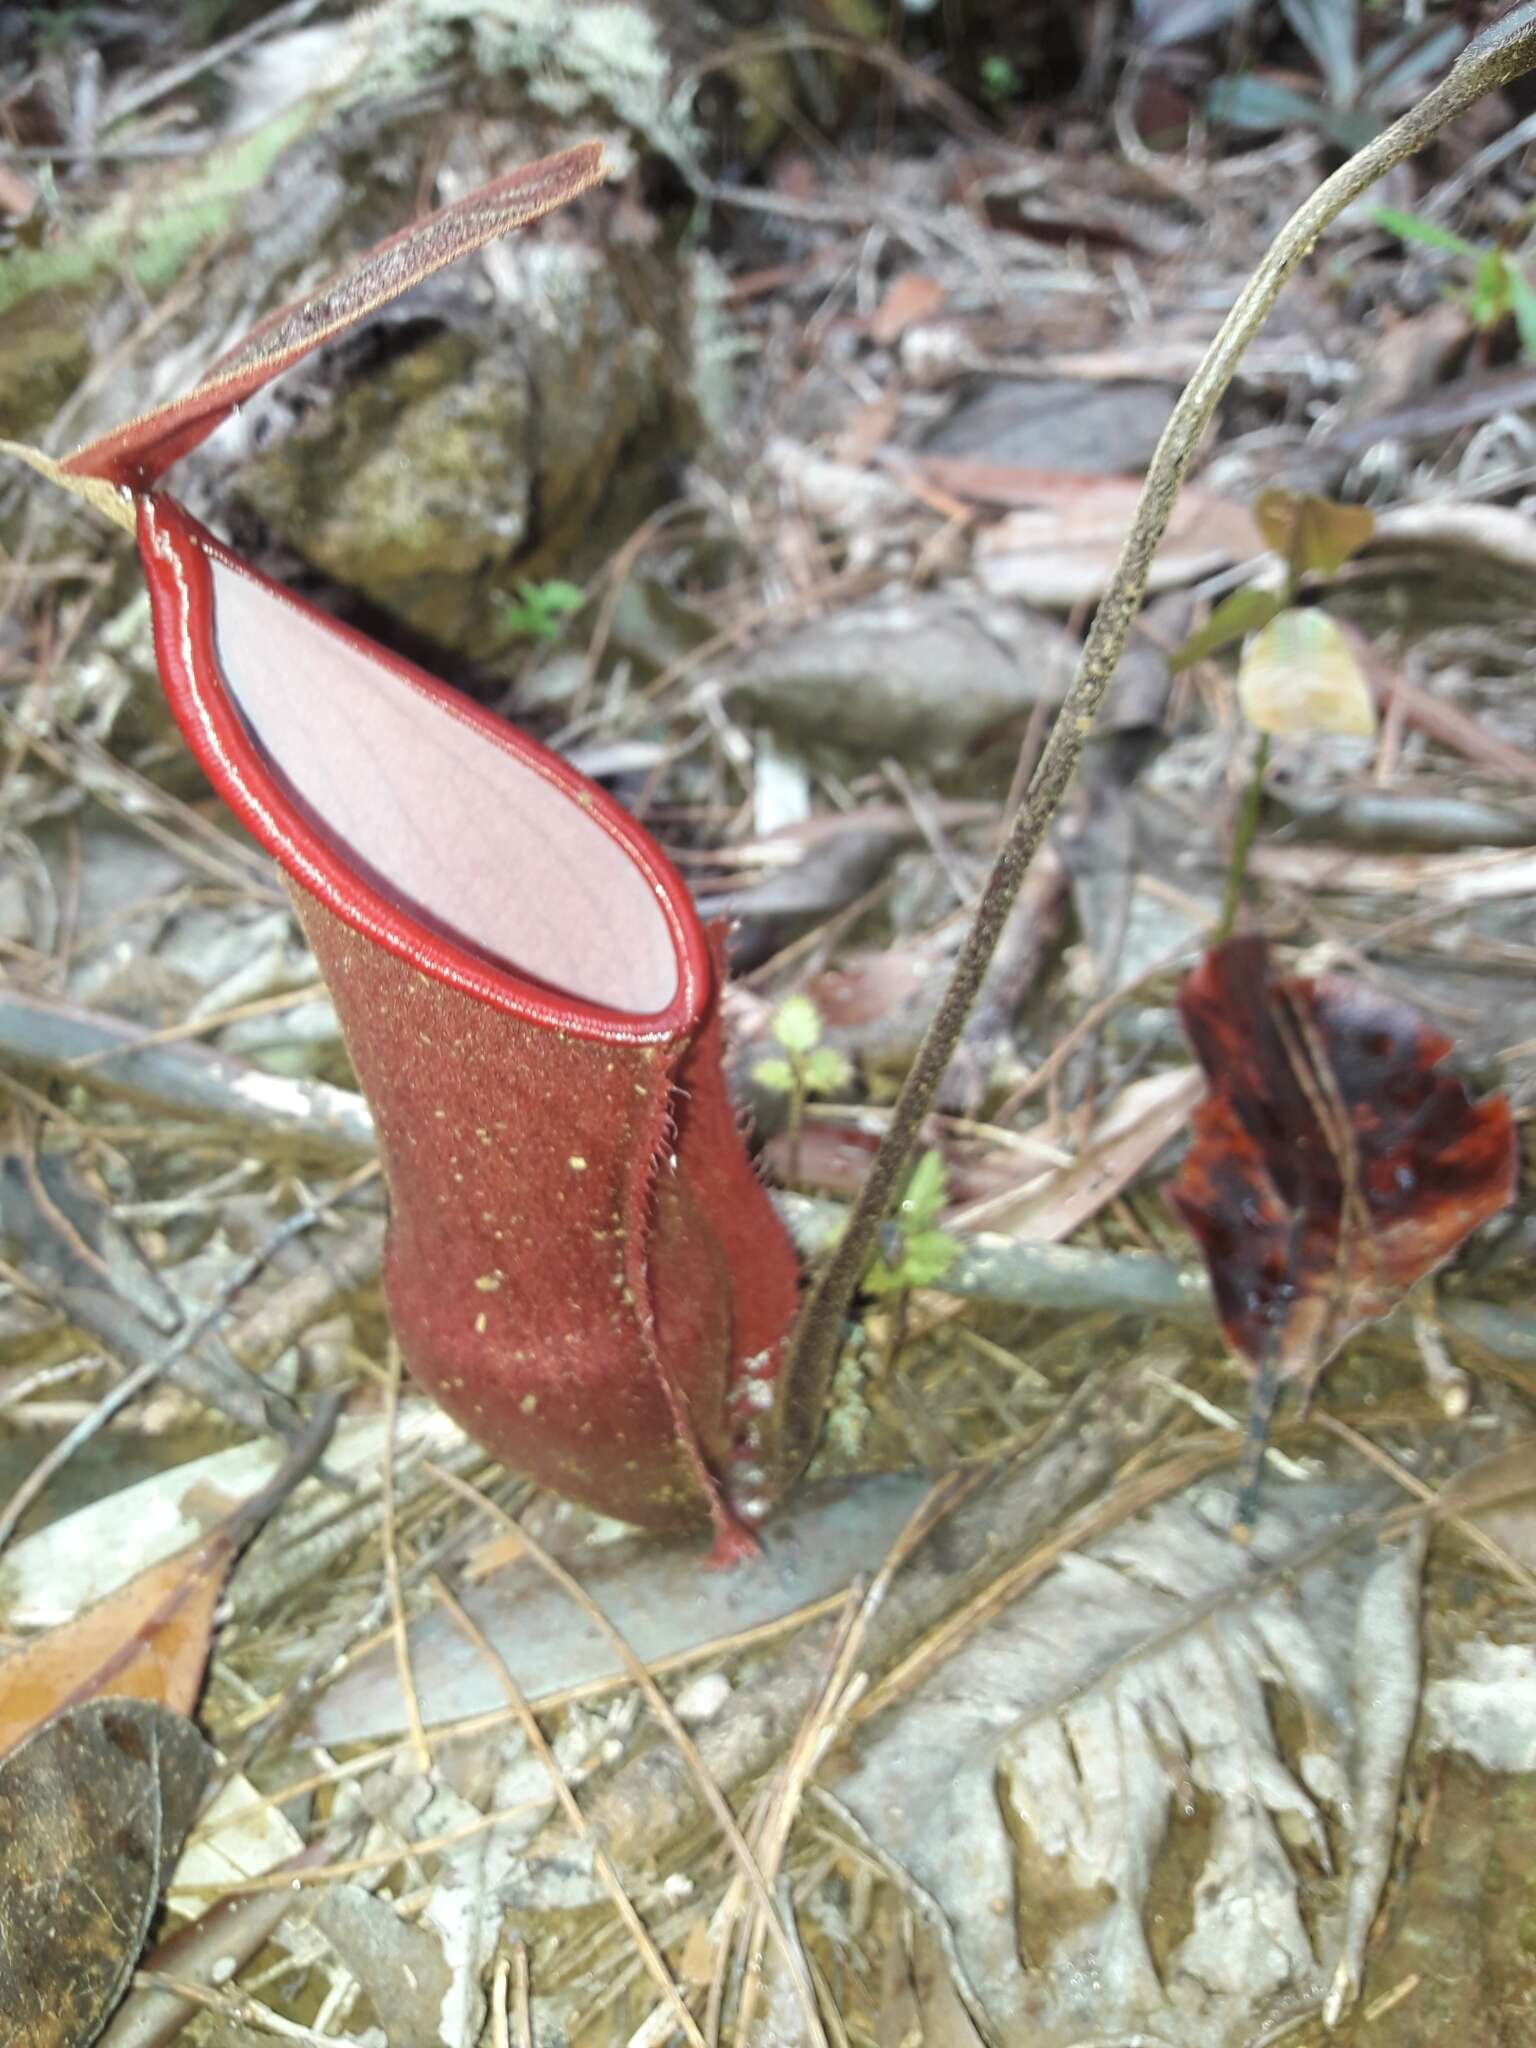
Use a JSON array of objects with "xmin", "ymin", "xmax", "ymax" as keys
[
  {"xmin": 0, "ymin": 287, "xmax": 97, "ymax": 442},
  {"xmin": 231, "ymin": 242, "xmax": 703, "ymax": 660}
]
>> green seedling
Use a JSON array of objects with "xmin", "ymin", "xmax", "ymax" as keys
[
  {"xmin": 979, "ymin": 53, "xmax": 1023, "ymax": 104},
  {"xmin": 1173, "ymin": 487, "xmax": 1378, "ymax": 937},
  {"xmin": 1373, "ymin": 204, "xmax": 1536, "ymax": 359},
  {"xmin": 754, "ymin": 994, "xmax": 853, "ymax": 1182},
  {"xmin": 863, "ymin": 1147, "xmax": 960, "ymax": 1298},
  {"xmin": 1172, "ymin": 488, "xmax": 1376, "ymax": 675},
  {"xmin": 1206, "ymin": 1, "xmax": 1464, "ymax": 152},
  {"xmin": 498, "ymin": 577, "xmax": 585, "ymax": 643}
]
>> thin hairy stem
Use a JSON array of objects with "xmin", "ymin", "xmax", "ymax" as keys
[
  {"xmin": 777, "ymin": 13, "xmax": 1536, "ymax": 1475},
  {"xmin": 1218, "ymin": 730, "xmax": 1271, "ymax": 942}
]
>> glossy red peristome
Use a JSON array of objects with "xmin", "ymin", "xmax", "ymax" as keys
[
  {"xmin": 1169, "ymin": 935, "xmax": 1517, "ymax": 1387},
  {"xmin": 54, "ymin": 146, "xmax": 804, "ymax": 1556}
]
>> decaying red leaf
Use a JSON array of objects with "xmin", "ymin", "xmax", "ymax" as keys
[{"xmin": 1169, "ymin": 935, "xmax": 1517, "ymax": 1385}]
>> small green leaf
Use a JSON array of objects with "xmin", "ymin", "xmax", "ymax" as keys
[
  {"xmin": 864, "ymin": 1227, "xmax": 960, "ymax": 1295},
  {"xmin": 803, "ymin": 1046, "xmax": 853, "ymax": 1096},
  {"xmin": 528, "ymin": 578, "xmax": 585, "ymax": 615},
  {"xmin": 501, "ymin": 578, "xmax": 587, "ymax": 642},
  {"xmin": 1372, "ymin": 205, "xmax": 1482, "ymax": 261},
  {"xmin": 1237, "ymin": 606, "xmax": 1376, "ymax": 738},
  {"xmin": 1506, "ymin": 264, "xmax": 1536, "ymax": 360},
  {"xmin": 772, "ymin": 995, "xmax": 823, "ymax": 1055},
  {"xmin": 1472, "ymin": 247, "xmax": 1515, "ymax": 327},
  {"xmin": 1171, "ymin": 586, "xmax": 1286, "ymax": 672},
  {"xmin": 1205, "ymin": 74, "xmax": 1327, "ymax": 133},
  {"xmin": 898, "ymin": 1149, "xmax": 949, "ymax": 1231},
  {"xmin": 861, "ymin": 1259, "xmax": 905, "ymax": 1297},
  {"xmin": 752, "ymin": 1057, "xmax": 796, "ymax": 1094},
  {"xmin": 979, "ymin": 52, "xmax": 1022, "ymax": 102},
  {"xmin": 899, "ymin": 1229, "xmax": 961, "ymax": 1287}
]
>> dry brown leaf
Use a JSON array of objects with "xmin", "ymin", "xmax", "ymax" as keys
[
  {"xmin": 0, "ymin": 1700, "xmax": 210, "ymax": 2048},
  {"xmin": 972, "ymin": 477, "xmax": 1258, "ymax": 606},
  {"xmin": 0, "ymin": 1397, "xmax": 337, "ymax": 1758},
  {"xmin": 1370, "ymin": 499, "xmax": 1536, "ymax": 574},
  {"xmin": 896, "ymin": 454, "xmax": 1140, "ymax": 508},
  {"xmin": 0, "ymin": 1526, "xmax": 238, "ymax": 1758},
  {"xmin": 957, "ymin": 1067, "xmax": 1207, "ymax": 1242},
  {"xmin": 1169, "ymin": 935, "xmax": 1516, "ymax": 1388},
  {"xmin": 869, "ymin": 273, "xmax": 948, "ymax": 344},
  {"xmin": 1252, "ymin": 843, "xmax": 1536, "ymax": 902}
]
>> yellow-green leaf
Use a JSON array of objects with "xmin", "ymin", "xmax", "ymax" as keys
[
  {"xmin": 772, "ymin": 995, "xmax": 823, "ymax": 1055},
  {"xmin": 1254, "ymin": 489, "xmax": 1375, "ymax": 579},
  {"xmin": 1237, "ymin": 607, "xmax": 1376, "ymax": 738},
  {"xmin": 897, "ymin": 1149, "xmax": 949, "ymax": 1231}
]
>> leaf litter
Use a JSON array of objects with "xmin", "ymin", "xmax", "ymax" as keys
[{"xmin": 4, "ymin": 6, "xmax": 1536, "ymax": 2046}]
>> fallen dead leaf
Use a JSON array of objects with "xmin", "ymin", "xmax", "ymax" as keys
[
  {"xmin": 1251, "ymin": 844, "xmax": 1536, "ymax": 902},
  {"xmin": 0, "ymin": 1531, "xmax": 231, "ymax": 1758},
  {"xmin": 1369, "ymin": 500, "xmax": 1536, "ymax": 575},
  {"xmin": 957, "ymin": 1067, "xmax": 1207, "ymax": 1242},
  {"xmin": 971, "ymin": 475, "xmax": 1258, "ymax": 607},
  {"xmin": 892, "ymin": 452, "xmax": 1138, "ymax": 508},
  {"xmin": 0, "ymin": 1396, "xmax": 338, "ymax": 1758},
  {"xmin": 1169, "ymin": 935, "xmax": 1516, "ymax": 1387},
  {"xmin": 0, "ymin": 1698, "xmax": 209, "ymax": 2048},
  {"xmin": 869, "ymin": 272, "xmax": 948, "ymax": 344},
  {"xmin": 2, "ymin": 1395, "xmax": 455, "ymax": 1630},
  {"xmin": 164, "ymin": 1766, "xmax": 305, "ymax": 1913}
]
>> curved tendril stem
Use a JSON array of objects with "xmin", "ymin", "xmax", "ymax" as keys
[{"xmin": 777, "ymin": 15, "xmax": 1536, "ymax": 1472}]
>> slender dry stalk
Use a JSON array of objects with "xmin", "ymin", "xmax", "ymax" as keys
[
  {"xmin": 427, "ymin": 1462, "xmax": 831, "ymax": 2048},
  {"xmin": 166, "ymin": 1799, "xmax": 556, "ymax": 1901},
  {"xmin": 778, "ymin": 13, "xmax": 1536, "ymax": 1472},
  {"xmin": 429, "ymin": 1570, "xmax": 709, "ymax": 2048},
  {"xmin": 854, "ymin": 1442, "xmax": 1249, "ymax": 1726},
  {"xmin": 379, "ymin": 1338, "xmax": 430, "ymax": 1775},
  {"xmin": 510, "ymin": 1941, "xmax": 534, "ymax": 2048},
  {"xmin": 723, "ymin": 1475, "xmax": 971, "ymax": 2042},
  {"xmin": 1316, "ymin": 1412, "xmax": 1536, "ymax": 1596}
]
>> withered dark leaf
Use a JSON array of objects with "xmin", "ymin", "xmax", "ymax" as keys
[
  {"xmin": 0, "ymin": 1699, "xmax": 209, "ymax": 2048},
  {"xmin": 1168, "ymin": 935, "xmax": 1516, "ymax": 1382}
]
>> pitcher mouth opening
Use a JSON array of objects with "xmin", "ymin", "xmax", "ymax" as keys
[{"xmin": 138, "ymin": 492, "xmax": 709, "ymax": 1044}]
